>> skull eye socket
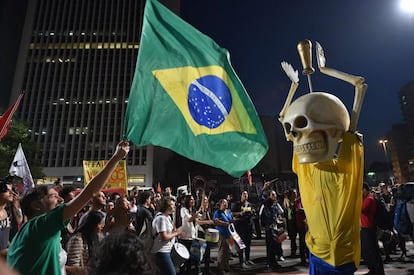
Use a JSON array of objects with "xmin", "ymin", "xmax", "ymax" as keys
[{"xmin": 294, "ymin": 116, "xmax": 308, "ymax": 129}]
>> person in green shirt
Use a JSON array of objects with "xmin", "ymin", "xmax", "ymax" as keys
[{"xmin": 7, "ymin": 140, "xmax": 129, "ymax": 275}]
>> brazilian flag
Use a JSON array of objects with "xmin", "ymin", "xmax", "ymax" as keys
[{"xmin": 124, "ymin": 0, "xmax": 269, "ymax": 177}]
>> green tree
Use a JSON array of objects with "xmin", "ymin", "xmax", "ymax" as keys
[{"xmin": 0, "ymin": 118, "xmax": 44, "ymax": 180}]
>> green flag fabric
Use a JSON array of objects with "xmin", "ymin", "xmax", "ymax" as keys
[{"xmin": 124, "ymin": 0, "xmax": 269, "ymax": 177}]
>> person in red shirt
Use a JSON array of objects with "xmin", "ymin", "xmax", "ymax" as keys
[{"xmin": 361, "ymin": 183, "xmax": 384, "ymax": 275}]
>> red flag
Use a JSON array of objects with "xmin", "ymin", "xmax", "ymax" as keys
[
  {"xmin": 0, "ymin": 92, "xmax": 24, "ymax": 142},
  {"xmin": 157, "ymin": 182, "xmax": 162, "ymax": 193},
  {"xmin": 247, "ymin": 170, "xmax": 252, "ymax": 186}
]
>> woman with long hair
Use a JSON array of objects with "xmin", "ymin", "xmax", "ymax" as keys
[
  {"xmin": 179, "ymin": 195, "xmax": 200, "ymax": 274},
  {"xmin": 151, "ymin": 196, "xmax": 182, "ymax": 275},
  {"xmin": 66, "ymin": 210, "xmax": 105, "ymax": 274},
  {"xmin": 196, "ymin": 196, "xmax": 215, "ymax": 274}
]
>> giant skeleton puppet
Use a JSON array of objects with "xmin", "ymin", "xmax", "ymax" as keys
[{"xmin": 279, "ymin": 40, "xmax": 367, "ymax": 274}]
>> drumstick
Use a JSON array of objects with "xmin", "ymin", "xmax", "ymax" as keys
[
  {"xmin": 207, "ymin": 190, "xmax": 212, "ymax": 200},
  {"xmin": 268, "ymin": 178, "xmax": 278, "ymax": 184},
  {"xmin": 172, "ymin": 209, "xmax": 176, "ymax": 230}
]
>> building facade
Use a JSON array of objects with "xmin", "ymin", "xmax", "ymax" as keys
[
  {"xmin": 11, "ymin": 0, "xmax": 180, "ymax": 186},
  {"xmin": 382, "ymin": 81, "xmax": 414, "ymax": 184}
]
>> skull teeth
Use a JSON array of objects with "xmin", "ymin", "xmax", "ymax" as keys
[{"xmin": 294, "ymin": 141, "xmax": 325, "ymax": 154}]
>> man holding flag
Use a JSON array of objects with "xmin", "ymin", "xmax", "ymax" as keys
[
  {"xmin": 7, "ymin": 141, "xmax": 129, "ymax": 275},
  {"xmin": 124, "ymin": 0, "xmax": 268, "ymax": 178}
]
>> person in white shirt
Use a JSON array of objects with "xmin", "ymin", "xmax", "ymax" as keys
[
  {"xmin": 179, "ymin": 195, "xmax": 200, "ymax": 274},
  {"xmin": 151, "ymin": 197, "xmax": 182, "ymax": 275}
]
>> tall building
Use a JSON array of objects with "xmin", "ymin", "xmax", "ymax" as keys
[
  {"xmin": 10, "ymin": 0, "xmax": 180, "ymax": 186},
  {"xmin": 386, "ymin": 80, "xmax": 414, "ymax": 184},
  {"xmin": 387, "ymin": 124, "xmax": 413, "ymax": 184}
]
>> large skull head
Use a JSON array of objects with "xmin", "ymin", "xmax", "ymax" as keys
[{"xmin": 281, "ymin": 92, "xmax": 350, "ymax": 163}]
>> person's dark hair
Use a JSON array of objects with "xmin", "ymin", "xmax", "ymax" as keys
[
  {"xmin": 114, "ymin": 196, "xmax": 126, "ymax": 207},
  {"xmin": 0, "ymin": 175, "xmax": 13, "ymax": 193},
  {"xmin": 158, "ymin": 196, "xmax": 175, "ymax": 213},
  {"xmin": 59, "ymin": 186, "xmax": 75, "ymax": 200},
  {"xmin": 110, "ymin": 192, "xmax": 121, "ymax": 201},
  {"xmin": 217, "ymin": 198, "xmax": 227, "ymax": 209},
  {"xmin": 138, "ymin": 191, "xmax": 152, "ymax": 205},
  {"xmin": 363, "ymin": 182, "xmax": 370, "ymax": 191},
  {"xmin": 77, "ymin": 210, "xmax": 105, "ymax": 249},
  {"xmin": 183, "ymin": 195, "xmax": 194, "ymax": 209},
  {"xmin": 89, "ymin": 231, "xmax": 152, "ymax": 275},
  {"xmin": 20, "ymin": 185, "xmax": 52, "ymax": 218}
]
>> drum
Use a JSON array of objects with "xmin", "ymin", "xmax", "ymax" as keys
[
  {"xmin": 171, "ymin": 243, "xmax": 190, "ymax": 267},
  {"xmin": 205, "ymin": 228, "xmax": 220, "ymax": 243}
]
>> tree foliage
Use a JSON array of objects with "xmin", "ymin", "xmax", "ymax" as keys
[{"xmin": 0, "ymin": 118, "xmax": 44, "ymax": 179}]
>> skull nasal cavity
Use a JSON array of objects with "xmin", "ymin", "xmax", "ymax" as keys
[
  {"xmin": 294, "ymin": 116, "xmax": 308, "ymax": 128},
  {"xmin": 284, "ymin": 123, "xmax": 292, "ymax": 134}
]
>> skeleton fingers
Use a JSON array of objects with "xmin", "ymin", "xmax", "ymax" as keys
[
  {"xmin": 279, "ymin": 62, "xmax": 299, "ymax": 122},
  {"xmin": 315, "ymin": 42, "xmax": 367, "ymax": 132}
]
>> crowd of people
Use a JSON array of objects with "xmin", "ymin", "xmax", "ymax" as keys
[
  {"xmin": 361, "ymin": 181, "xmax": 414, "ymax": 275},
  {"xmin": 0, "ymin": 141, "xmax": 413, "ymax": 275},
  {"xmin": 0, "ymin": 143, "xmax": 310, "ymax": 275}
]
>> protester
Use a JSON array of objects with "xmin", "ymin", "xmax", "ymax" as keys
[
  {"xmin": 294, "ymin": 195, "xmax": 309, "ymax": 266},
  {"xmin": 260, "ymin": 190, "xmax": 284, "ymax": 271},
  {"xmin": 133, "ymin": 190, "xmax": 154, "ymax": 235},
  {"xmin": 129, "ymin": 196, "xmax": 138, "ymax": 214},
  {"xmin": 361, "ymin": 183, "xmax": 385, "ymax": 275},
  {"xmin": 178, "ymin": 195, "xmax": 199, "ymax": 275},
  {"xmin": 283, "ymin": 189, "xmax": 298, "ymax": 258},
  {"xmin": 6, "ymin": 140, "xmax": 129, "ymax": 275},
  {"xmin": 378, "ymin": 182, "xmax": 395, "ymax": 263},
  {"xmin": 213, "ymin": 198, "xmax": 234, "ymax": 274},
  {"xmin": 231, "ymin": 190, "xmax": 255, "ymax": 268},
  {"xmin": 66, "ymin": 210, "xmax": 105, "ymax": 274},
  {"xmin": 196, "ymin": 196, "xmax": 215, "ymax": 274},
  {"xmin": 164, "ymin": 186, "xmax": 177, "ymax": 201},
  {"xmin": 0, "ymin": 176, "xmax": 21, "ymax": 258},
  {"xmin": 104, "ymin": 196, "xmax": 132, "ymax": 233},
  {"xmin": 151, "ymin": 196, "xmax": 182, "ymax": 275},
  {"xmin": 78, "ymin": 191, "xmax": 107, "ymax": 227},
  {"xmin": 88, "ymin": 230, "xmax": 152, "ymax": 275},
  {"xmin": 104, "ymin": 201, "xmax": 114, "ymax": 214}
]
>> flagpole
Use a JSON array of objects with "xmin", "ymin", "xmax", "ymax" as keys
[
  {"xmin": 188, "ymin": 172, "xmax": 191, "ymax": 195},
  {"xmin": 0, "ymin": 91, "xmax": 24, "ymax": 140}
]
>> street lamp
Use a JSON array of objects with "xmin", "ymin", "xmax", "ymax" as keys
[
  {"xmin": 379, "ymin": 139, "xmax": 389, "ymax": 161},
  {"xmin": 379, "ymin": 139, "xmax": 393, "ymax": 184}
]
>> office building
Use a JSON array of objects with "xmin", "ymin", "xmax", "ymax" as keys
[{"xmin": 10, "ymin": 0, "xmax": 180, "ymax": 186}]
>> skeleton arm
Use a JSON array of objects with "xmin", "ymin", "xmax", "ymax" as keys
[
  {"xmin": 316, "ymin": 42, "xmax": 367, "ymax": 132},
  {"xmin": 279, "ymin": 62, "xmax": 299, "ymax": 122}
]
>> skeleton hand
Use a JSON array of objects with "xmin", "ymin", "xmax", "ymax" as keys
[
  {"xmin": 279, "ymin": 62, "xmax": 299, "ymax": 121},
  {"xmin": 315, "ymin": 41, "xmax": 367, "ymax": 132},
  {"xmin": 279, "ymin": 61, "xmax": 299, "ymax": 121},
  {"xmin": 316, "ymin": 42, "xmax": 326, "ymax": 68},
  {"xmin": 281, "ymin": 61, "xmax": 299, "ymax": 83}
]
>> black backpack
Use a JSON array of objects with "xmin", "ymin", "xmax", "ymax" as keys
[{"xmin": 374, "ymin": 197, "xmax": 393, "ymax": 230}]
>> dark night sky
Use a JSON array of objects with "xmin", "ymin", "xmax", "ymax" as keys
[
  {"xmin": 181, "ymin": 0, "xmax": 414, "ymax": 166},
  {"xmin": 1, "ymin": 0, "xmax": 414, "ymax": 166}
]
